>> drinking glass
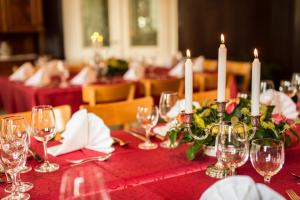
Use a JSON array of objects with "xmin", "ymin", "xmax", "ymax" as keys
[
  {"xmin": 59, "ymin": 166, "xmax": 110, "ymax": 200},
  {"xmin": 260, "ymin": 80, "xmax": 275, "ymax": 93},
  {"xmin": 292, "ymin": 73, "xmax": 300, "ymax": 107},
  {"xmin": 31, "ymin": 105, "xmax": 59, "ymax": 172},
  {"xmin": 136, "ymin": 105, "xmax": 159, "ymax": 150},
  {"xmin": 250, "ymin": 138, "xmax": 284, "ymax": 184},
  {"xmin": 279, "ymin": 80, "xmax": 296, "ymax": 98},
  {"xmin": 0, "ymin": 116, "xmax": 31, "ymax": 200},
  {"xmin": 215, "ymin": 122, "xmax": 249, "ymax": 176},
  {"xmin": 159, "ymin": 91, "xmax": 179, "ymax": 148}
]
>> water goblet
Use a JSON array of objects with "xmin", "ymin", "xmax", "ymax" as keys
[
  {"xmin": 159, "ymin": 91, "xmax": 179, "ymax": 148},
  {"xmin": 215, "ymin": 122, "xmax": 249, "ymax": 176},
  {"xmin": 279, "ymin": 80, "xmax": 296, "ymax": 98},
  {"xmin": 250, "ymin": 138, "xmax": 284, "ymax": 184},
  {"xmin": 31, "ymin": 105, "xmax": 59, "ymax": 173},
  {"xmin": 136, "ymin": 105, "xmax": 159, "ymax": 150},
  {"xmin": 0, "ymin": 116, "xmax": 31, "ymax": 200},
  {"xmin": 292, "ymin": 73, "xmax": 300, "ymax": 111}
]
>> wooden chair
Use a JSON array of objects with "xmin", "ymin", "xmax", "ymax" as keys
[
  {"xmin": 0, "ymin": 105, "xmax": 71, "ymax": 132},
  {"xmin": 80, "ymin": 97, "xmax": 154, "ymax": 127},
  {"xmin": 66, "ymin": 63, "xmax": 85, "ymax": 75},
  {"xmin": 193, "ymin": 88, "xmax": 230, "ymax": 103},
  {"xmin": 227, "ymin": 61, "xmax": 251, "ymax": 92},
  {"xmin": 82, "ymin": 82, "xmax": 135, "ymax": 106},
  {"xmin": 203, "ymin": 59, "xmax": 217, "ymax": 72},
  {"xmin": 140, "ymin": 78, "xmax": 184, "ymax": 98}
]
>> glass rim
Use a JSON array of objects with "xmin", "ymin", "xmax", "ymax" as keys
[
  {"xmin": 251, "ymin": 138, "xmax": 284, "ymax": 146},
  {"xmin": 32, "ymin": 105, "xmax": 53, "ymax": 111}
]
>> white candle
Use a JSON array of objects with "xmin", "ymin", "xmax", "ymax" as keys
[
  {"xmin": 251, "ymin": 48, "xmax": 261, "ymax": 116},
  {"xmin": 185, "ymin": 49, "xmax": 193, "ymax": 113},
  {"xmin": 217, "ymin": 34, "xmax": 227, "ymax": 102}
]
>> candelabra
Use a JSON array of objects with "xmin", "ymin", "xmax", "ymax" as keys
[{"xmin": 250, "ymin": 115, "xmax": 260, "ymax": 140}]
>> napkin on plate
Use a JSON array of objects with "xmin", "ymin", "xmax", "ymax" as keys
[
  {"xmin": 193, "ymin": 56, "xmax": 205, "ymax": 72},
  {"xmin": 123, "ymin": 61, "xmax": 145, "ymax": 81},
  {"xmin": 9, "ymin": 62, "xmax": 34, "ymax": 81},
  {"xmin": 24, "ymin": 67, "xmax": 50, "ymax": 87},
  {"xmin": 260, "ymin": 89, "xmax": 298, "ymax": 119},
  {"xmin": 168, "ymin": 60, "xmax": 185, "ymax": 78},
  {"xmin": 70, "ymin": 66, "xmax": 97, "ymax": 85},
  {"xmin": 48, "ymin": 109, "xmax": 114, "ymax": 156},
  {"xmin": 153, "ymin": 99, "xmax": 200, "ymax": 136},
  {"xmin": 200, "ymin": 176, "xmax": 285, "ymax": 200}
]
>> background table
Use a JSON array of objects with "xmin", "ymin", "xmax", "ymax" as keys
[{"xmin": 0, "ymin": 125, "xmax": 299, "ymax": 199}]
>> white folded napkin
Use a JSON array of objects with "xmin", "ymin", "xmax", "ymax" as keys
[
  {"xmin": 200, "ymin": 176, "xmax": 284, "ymax": 200},
  {"xmin": 9, "ymin": 62, "xmax": 34, "ymax": 81},
  {"xmin": 193, "ymin": 56, "xmax": 205, "ymax": 72},
  {"xmin": 123, "ymin": 61, "xmax": 145, "ymax": 81},
  {"xmin": 260, "ymin": 89, "xmax": 298, "ymax": 119},
  {"xmin": 24, "ymin": 68, "xmax": 50, "ymax": 87},
  {"xmin": 70, "ymin": 66, "xmax": 97, "ymax": 85},
  {"xmin": 48, "ymin": 109, "xmax": 114, "ymax": 156},
  {"xmin": 168, "ymin": 60, "xmax": 185, "ymax": 78}
]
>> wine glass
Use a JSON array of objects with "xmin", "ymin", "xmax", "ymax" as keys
[
  {"xmin": 279, "ymin": 80, "xmax": 296, "ymax": 98},
  {"xmin": 159, "ymin": 91, "xmax": 179, "ymax": 148},
  {"xmin": 0, "ymin": 116, "xmax": 31, "ymax": 200},
  {"xmin": 250, "ymin": 138, "xmax": 284, "ymax": 184},
  {"xmin": 2, "ymin": 116, "xmax": 33, "ymax": 194},
  {"xmin": 136, "ymin": 105, "xmax": 159, "ymax": 150},
  {"xmin": 215, "ymin": 122, "xmax": 249, "ymax": 176},
  {"xmin": 260, "ymin": 80, "xmax": 275, "ymax": 93},
  {"xmin": 59, "ymin": 166, "xmax": 110, "ymax": 200},
  {"xmin": 31, "ymin": 105, "xmax": 59, "ymax": 173},
  {"xmin": 292, "ymin": 73, "xmax": 300, "ymax": 109}
]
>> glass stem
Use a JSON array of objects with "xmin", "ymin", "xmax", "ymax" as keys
[
  {"xmin": 145, "ymin": 127, "xmax": 151, "ymax": 144},
  {"xmin": 230, "ymin": 167, "xmax": 235, "ymax": 176},
  {"xmin": 264, "ymin": 176, "xmax": 271, "ymax": 184},
  {"xmin": 10, "ymin": 172, "xmax": 18, "ymax": 196},
  {"xmin": 43, "ymin": 141, "xmax": 49, "ymax": 164}
]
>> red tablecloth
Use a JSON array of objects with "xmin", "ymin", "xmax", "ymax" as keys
[{"xmin": 0, "ymin": 126, "xmax": 299, "ymax": 199}]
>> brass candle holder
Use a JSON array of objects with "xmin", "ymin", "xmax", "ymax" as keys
[
  {"xmin": 183, "ymin": 112, "xmax": 209, "ymax": 141},
  {"xmin": 205, "ymin": 100, "xmax": 230, "ymax": 179},
  {"xmin": 250, "ymin": 115, "xmax": 260, "ymax": 140}
]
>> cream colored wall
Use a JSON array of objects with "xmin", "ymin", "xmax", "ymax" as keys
[{"xmin": 62, "ymin": 0, "xmax": 178, "ymax": 65}]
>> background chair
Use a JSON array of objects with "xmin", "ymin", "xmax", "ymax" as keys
[
  {"xmin": 82, "ymin": 82, "xmax": 135, "ymax": 106},
  {"xmin": 80, "ymin": 96, "xmax": 153, "ymax": 128},
  {"xmin": 193, "ymin": 88, "xmax": 230, "ymax": 103},
  {"xmin": 0, "ymin": 105, "xmax": 71, "ymax": 133},
  {"xmin": 227, "ymin": 61, "xmax": 251, "ymax": 92}
]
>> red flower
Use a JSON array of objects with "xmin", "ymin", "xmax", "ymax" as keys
[
  {"xmin": 226, "ymin": 101, "xmax": 237, "ymax": 114},
  {"xmin": 272, "ymin": 113, "xmax": 286, "ymax": 125}
]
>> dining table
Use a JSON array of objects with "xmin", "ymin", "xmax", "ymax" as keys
[{"xmin": 0, "ymin": 125, "xmax": 299, "ymax": 199}]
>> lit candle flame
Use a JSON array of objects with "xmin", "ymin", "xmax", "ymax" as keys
[
  {"xmin": 254, "ymin": 48, "xmax": 258, "ymax": 58},
  {"xmin": 186, "ymin": 49, "xmax": 191, "ymax": 58},
  {"xmin": 221, "ymin": 34, "xmax": 225, "ymax": 44},
  {"xmin": 91, "ymin": 32, "xmax": 103, "ymax": 43}
]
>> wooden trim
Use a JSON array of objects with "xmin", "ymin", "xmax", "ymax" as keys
[{"xmin": 0, "ymin": 0, "xmax": 7, "ymax": 31}]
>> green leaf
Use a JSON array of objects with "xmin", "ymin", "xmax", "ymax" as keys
[
  {"xmin": 169, "ymin": 130, "xmax": 178, "ymax": 144},
  {"xmin": 186, "ymin": 142, "xmax": 202, "ymax": 160},
  {"xmin": 284, "ymin": 134, "xmax": 291, "ymax": 147},
  {"xmin": 290, "ymin": 128, "xmax": 299, "ymax": 141}
]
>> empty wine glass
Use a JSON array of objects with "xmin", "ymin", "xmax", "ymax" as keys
[
  {"xmin": 215, "ymin": 122, "xmax": 249, "ymax": 176},
  {"xmin": 250, "ymin": 138, "xmax": 284, "ymax": 184},
  {"xmin": 159, "ymin": 91, "xmax": 179, "ymax": 148},
  {"xmin": 0, "ymin": 116, "xmax": 31, "ymax": 200},
  {"xmin": 59, "ymin": 166, "xmax": 110, "ymax": 200},
  {"xmin": 260, "ymin": 80, "xmax": 275, "ymax": 93},
  {"xmin": 279, "ymin": 80, "xmax": 296, "ymax": 98},
  {"xmin": 31, "ymin": 105, "xmax": 59, "ymax": 173},
  {"xmin": 292, "ymin": 73, "xmax": 300, "ymax": 108},
  {"xmin": 136, "ymin": 105, "xmax": 159, "ymax": 150}
]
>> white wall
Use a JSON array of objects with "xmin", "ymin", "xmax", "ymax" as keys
[{"xmin": 62, "ymin": 0, "xmax": 178, "ymax": 65}]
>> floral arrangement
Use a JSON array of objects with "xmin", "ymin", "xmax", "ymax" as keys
[
  {"xmin": 106, "ymin": 58, "xmax": 129, "ymax": 76},
  {"xmin": 169, "ymin": 98, "xmax": 300, "ymax": 160}
]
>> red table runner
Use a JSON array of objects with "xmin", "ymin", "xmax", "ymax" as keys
[{"xmin": 0, "ymin": 126, "xmax": 299, "ymax": 199}]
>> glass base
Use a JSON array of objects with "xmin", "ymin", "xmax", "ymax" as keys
[
  {"xmin": 138, "ymin": 142, "xmax": 158, "ymax": 150},
  {"xmin": 160, "ymin": 140, "xmax": 178, "ymax": 149},
  {"xmin": 34, "ymin": 162, "xmax": 59, "ymax": 173},
  {"xmin": 5, "ymin": 182, "xmax": 33, "ymax": 193},
  {"xmin": 1, "ymin": 192, "xmax": 30, "ymax": 200},
  {"xmin": 19, "ymin": 166, "xmax": 32, "ymax": 174}
]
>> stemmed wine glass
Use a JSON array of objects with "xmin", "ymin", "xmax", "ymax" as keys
[
  {"xmin": 250, "ymin": 138, "xmax": 284, "ymax": 184},
  {"xmin": 31, "ymin": 105, "xmax": 59, "ymax": 172},
  {"xmin": 59, "ymin": 166, "xmax": 110, "ymax": 200},
  {"xmin": 0, "ymin": 116, "xmax": 31, "ymax": 200},
  {"xmin": 215, "ymin": 122, "xmax": 249, "ymax": 176},
  {"xmin": 159, "ymin": 91, "xmax": 179, "ymax": 148},
  {"xmin": 279, "ymin": 80, "xmax": 296, "ymax": 98},
  {"xmin": 2, "ymin": 116, "xmax": 33, "ymax": 194},
  {"xmin": 292, "ymin": 73, "xmax": 300, "ymax": 111},
  {"xmin": 260, "ymin": 80, "xmax": 275, "ymax": 93},
  {"xmin": 136, "ymin": 105, "xmax": 159, "ymax": 150}
]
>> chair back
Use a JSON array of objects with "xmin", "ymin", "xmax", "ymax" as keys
[
  {"xmin": 193, "ymin": 89, "xmax": 230, "ymax": 103},
  {"xmin": 0, "ymin": 105, "xmax": 71, "ymax": 132},
  {"xmin": 227, "ymin": 61, "xmax": 251, "ymax": 92},
  {"xmin": 140, "ymin": 78, "xmax": 184, "ymax": 97},
  {"xmin": 194, "ymin": 73, "xmax": 218, "ymax": 91},
  {"xmin": 203, "ymin": 59, "xmax": 217, "ymax": 72},
  {"xmin": 80, "ymin": 97, "xmax": 154, "ymax": 127},
  {"xmin": 82, "ymin": 82, "xmax": 135, "ymax": 106}
]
